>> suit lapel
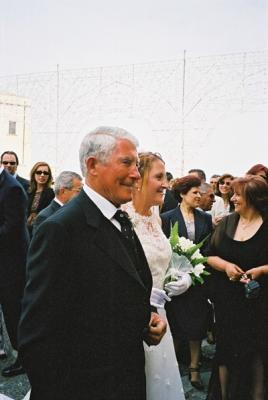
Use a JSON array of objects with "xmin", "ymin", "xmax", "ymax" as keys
[
  {"xmin": 193, "ymin": 209, "xmax": 204, "ymax": 243},
  {"xmin": 94, "ymin": 222, "xmax": 147, "ymax": 288},
  {"xmin": 51, "ymin": 200, "xmax": 61, "ymax": 212},
  {"xmin": 175, "ymin": 207, "xmax": 188, "ymax": 238},
  {"xmin": 78, "ymin": 191, "xmax": 147, "ymax": 288},
  {"xmin": 0, "ymin": 170, "xmax": 5, "ymax": 188}
]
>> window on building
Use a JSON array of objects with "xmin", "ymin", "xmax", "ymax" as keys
[{"xmin": 8, "ymin": 121, "xmax": 16, "ymax": 135}]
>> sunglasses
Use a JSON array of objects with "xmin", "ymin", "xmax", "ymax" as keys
[
  {"xmin": 2, "ymin": 161, "xmax": 16, "ymax": 166},
  {"xmin": 219, "ymin": 181, "xmax": 231, "ymax": 186},
  {"xmin": 35, "ymin": 170, "xmax": 50, "ymax": 176}
]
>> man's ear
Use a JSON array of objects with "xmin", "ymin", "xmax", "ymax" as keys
[
  {"xmin": 58, "ymin": 187, "xmax": 65, "ymax": 196},
  {"xmin": 86, "ymin": 156, "xmax": 99, "ymax": 176}
]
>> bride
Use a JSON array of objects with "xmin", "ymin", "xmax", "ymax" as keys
[{"xmin": 123, "ymin": 152, "xmax": 185, "ymax": 400}]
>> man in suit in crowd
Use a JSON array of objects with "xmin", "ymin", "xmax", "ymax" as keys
[
  {"xmin": 188, "ymin": 168, "xmax": 206, "ymax": 182},
  {"xmin": 0, "ymin": 164, "xmax": 29, "ymax": 377},
  {"xmin": 19, "ymin": 126, "xmax": 166, "ymax": 400},
  {"xmin": 32, "ymin": 170, "xmax": 83, "ymax": 235},
  {"xmin": 1, "ymin": 151, "xmax": 30, "ymax": 193},
  {"xmin": 198, "ymin": 182, "xmax": 215, "ymax": 212}
]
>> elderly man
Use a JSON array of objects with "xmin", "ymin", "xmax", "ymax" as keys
[
  {"xmin": 1, "ymin": 151, "xmax": 29, "ymax": 193},
  {"xmin": 19, "ymin": 126, "xmax": 166, "ymax": 400},
  {"xmin": 199, "ymin": 182, "xmax": 215, "ymax": 212},
  {"xmin": 0, "ymin": 163, "xmax": 29, "ymax": 377},
  {"xmin": 32, "ymin": 170, "xmax": 82, "ymax": 235}
]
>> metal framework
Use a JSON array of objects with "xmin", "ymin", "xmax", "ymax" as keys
[{"xmin": 0, "ymin": 50, "xmax": 267, "ymax": 174}]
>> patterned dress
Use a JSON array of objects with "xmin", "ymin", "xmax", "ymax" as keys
[{"xmin": 124, "ymin": 202, "xmax": 185, "ymax": 400}]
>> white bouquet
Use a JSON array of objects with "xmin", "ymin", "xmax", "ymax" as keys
[{"xmin": 164, "ymin": 222, "xmax": 210, "ymax": 296}]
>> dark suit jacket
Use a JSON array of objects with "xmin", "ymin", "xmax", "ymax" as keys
[
  {"xmin": 32, "ymin": 199, "xmax": 61, "ymax": 236},
  {"xmin": 161, "ymin": 206, "xmax": 212, "ymax": 252},
  {"xmin": 161, "ymin": 206, "xmax": 213, "ymax": 340},
  {"xmin": 160, "ymin": 189, "xmax": 178, "ymax": 213},
  {"xmin": 0, "ymin": 169, "xmax": 29, "ymax": 288},
  {"xmin": 19, "ymin": 190, "xmax": 152, "ymax": 400},
  {"xmin": 27, "ymin": 187, "xmax": 55, "ymax": 216},
  {"xmin": 16, "ymin": 175, "xmax": 30, "ymax": 193}
]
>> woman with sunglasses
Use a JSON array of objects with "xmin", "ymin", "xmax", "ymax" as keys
[
  {"xmin": 211, "ymin": 173, "xmax": 235, "ymax": 225},
  {"xmin": 206, "ymin": 176, "xmax": 268, "ymax": 400},
  {"xmin": 27, "ymin": 162, "xmax": 54, "ymax": 236}
]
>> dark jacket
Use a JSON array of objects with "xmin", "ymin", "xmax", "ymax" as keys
[
  {"xmin": 19, "ymin": 190, "xmax": 152, "ymax": 400},
  {"xmin": 161, "ymin": 206, "xmax": 212, "ymax": 254},
  {"xmin": 0, "ymin": 169, "xmax": 29, "ymax": 287},
  {"xmin": 160, "ymin": 189, "xmax": 178, "ymax": 213},
  {"xmin": 27, "ymin": 187, "xmax": 55, "ymax": 217},
  {"xmin": 16, "ymin": 175, "xmax": 30, "ymax": 194},
  {"xmin": 32, "ymin": 200, "xmax": 61, "ymax": 236}
]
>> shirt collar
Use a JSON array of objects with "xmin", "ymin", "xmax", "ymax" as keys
[
  {"xmin": 54, "ymin": 197, "xmax": 64, "ymax": 207},
  {"xmin": 0, "ymin": 166, "xmax": 4, "ymax": 175},
  {"xmin": 83, "ymin": 184, "xmax": 118, "ymax": 221}
]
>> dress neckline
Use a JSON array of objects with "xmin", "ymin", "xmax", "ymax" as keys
[{"xmin": 228, "ymin": 213, "xmax": 265, "ymax": 243}]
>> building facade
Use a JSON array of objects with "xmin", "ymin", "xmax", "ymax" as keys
[{"xmin": 0, "ymin": 93, "xmax": 31, "ymax": 177}]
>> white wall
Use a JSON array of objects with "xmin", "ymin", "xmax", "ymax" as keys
[{"xmin": 0, "ymin": 93, "xmax": 31, "ymax": 178}]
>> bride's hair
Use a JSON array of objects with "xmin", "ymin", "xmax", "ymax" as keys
[{"xmin": 138, "ymin": 152, "xmax": 165, "ymax": 189}]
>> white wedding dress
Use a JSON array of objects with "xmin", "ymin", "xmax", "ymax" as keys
[{"xmin": 123, "ymin": 203, "xmax": 185, "ymax": 400}]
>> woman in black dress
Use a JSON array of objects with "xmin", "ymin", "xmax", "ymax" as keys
[
  {"xmin": 27, "ymin": 161, "xmax": 54, "ymax": 236},
  {"xmin": 161, "ymin": 175, "xmax": 213, "ymax": 390},
  {"xmin": 207, "ymin": 175, "xmax": 268, "ymax": 400}
]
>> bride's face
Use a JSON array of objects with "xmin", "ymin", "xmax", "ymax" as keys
[{"xmin": 144, "ymin": 159, "xmax": 167, "ymax": 206}]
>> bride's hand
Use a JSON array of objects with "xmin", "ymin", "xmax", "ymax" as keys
[{"xmin": 144, "ymin": 312, "xmax": 167, "ymax": 346}]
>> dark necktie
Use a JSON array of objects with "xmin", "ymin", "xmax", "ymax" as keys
[{"xmin": 113, "ymin": 210, "xmax": 137, "ymax": 250}]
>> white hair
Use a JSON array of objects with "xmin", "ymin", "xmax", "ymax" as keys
[
  {"xmin": 200, "ymin": 182, "xmax": 212, "ymax": 194},
  {"xmin": 54, "ymin": 171, "xmax": 82, "ymax": 195},
  {"xmin": 79, "ymin": 126, "xmax": 139, "ymax": 177}
]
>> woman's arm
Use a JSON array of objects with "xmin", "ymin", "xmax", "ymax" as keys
[
  {"xmin": 245, "ymin": 265, "xmax": 268, "ymax": 280},
  {"xmin": 207, "ymin": 256, "xmax": 244, "ymax": 281}
]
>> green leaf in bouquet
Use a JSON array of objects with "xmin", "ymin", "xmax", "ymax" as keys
[
  {"xmin": 185, "ymin": 233, "xmax": 210, "ymax": 257},
  {"xmin": 169, "ymin": 221, "xmax": 179, "ymax": 248},
  {"xmin": 193, "ymin": 275, "xmax": 204, "ymax": 285},
  {"xmin": 191, "ymin": 257, "xmax": 208, "ymax": 267},
  {"xmin": 202, "ymin": 270, "xmax": 211, "ymax": 276}
]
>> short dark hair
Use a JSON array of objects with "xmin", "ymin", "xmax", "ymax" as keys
[
  {"xmin": 1, "ymin": 151, "xmax": 19, "ymax": 165},
  {"xmin": 166, "ymin": 172, "xmax": 173, "ymax": 182},
  {"xmin": 172, "ymin": 175, "xmax": 201, "ymax": 202},
  {"xmin": 188, "ymin": 168, "xmax": 206, "ymax": 181}
]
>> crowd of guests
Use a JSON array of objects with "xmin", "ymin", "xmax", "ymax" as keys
[{"xmin": 0, "ymin": 135, "xmax": 268, "ymax": 400}]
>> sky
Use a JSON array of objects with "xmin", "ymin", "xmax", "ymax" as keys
[{"xmin": 0, "ymin": 0, "xmax": 268, "ymax": 178}]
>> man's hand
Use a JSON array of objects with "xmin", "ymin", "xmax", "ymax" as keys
[{"xmin": 144, "ymin": 312, "xmax": 167, "ymax": 346}]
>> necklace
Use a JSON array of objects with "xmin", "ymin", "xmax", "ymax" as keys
[{"xmin": 239, "ymin": 216, "xmax": 262, "ymax": 231}]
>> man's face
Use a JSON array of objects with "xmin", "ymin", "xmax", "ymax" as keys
[
  {"xmin": 1, "ymin": 153, "xmax": 17, "ymax": 175},
  {"xmin": 209, "ymin": 177, "xmax": 219, "ymax": 192},
  {"xmin": 199, "ymin": 188, "xmax": 215, "ymax": 211},
  {"xmin": 63, "ymin": 178, "xmax": 83, "ymax": 203},
  {"xmin": 88, "ymin": 139, "xmax": 140, "ymax": 207}
]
